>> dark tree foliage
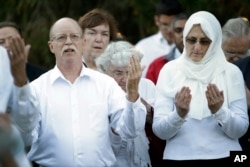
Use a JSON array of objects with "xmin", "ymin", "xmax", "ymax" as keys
[{"xmin": 0, "ymin": 0, "xmax": 249, "ymax": 69}]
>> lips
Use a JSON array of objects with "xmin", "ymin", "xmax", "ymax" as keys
[
  {"xmin": 93, "ymin": 46, "xmax": 102, "ymax": 50},
  {"xmin": 63, "ymin": 47, "xmax": 75, "ymax": 53}
]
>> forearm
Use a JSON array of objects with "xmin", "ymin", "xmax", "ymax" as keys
[
  {"xmin": 213, "ymin": 100, "xmax": 249, "ymax": 139},
  {"xmin": 118, "ymin": 98, "xmax": 146, "ymax": 139},
  {"xmin": 8, "ymin": 84, "xmax": 40, "ymax": 133}
]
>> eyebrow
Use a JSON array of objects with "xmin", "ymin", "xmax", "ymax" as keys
[{"xmin": 86, "ymin": 28, "xmax": 109, "ymax": 33}]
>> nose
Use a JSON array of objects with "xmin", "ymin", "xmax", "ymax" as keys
[
  {"xmin": 65, "ymin": 36, "xmax": 73, "ymax": 44},
  {"xmin": 95, "ymin": 34, "xmax": 103, "ymax": 42},
  {"xmin": 121, "ymin": 75, "xmax": 128, "ymax": 82},
  {"xmin": 193, "ymin": 42, "xmax": 202, "ymax": 50}
]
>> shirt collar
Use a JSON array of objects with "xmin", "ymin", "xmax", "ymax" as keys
[
  {"xmin": 156, "ymin": 31, "xmax": 168, "ymax": 44},
  {"xmin": 50, "ymin": 65, "xmax": 91, "ymax": 85}
]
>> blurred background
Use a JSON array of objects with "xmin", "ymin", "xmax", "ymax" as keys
[{"xmin": 1, "ymin": 0, "xmax": 250, "ymax": 69}]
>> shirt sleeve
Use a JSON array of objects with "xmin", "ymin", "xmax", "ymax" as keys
[
  {"xmin": 8, "ymin": 84, "xmax": 40, "ymax": 146},
  {"xmin": 213, "ymin": 98, "xmax": 249, "ymax": 139},
  {"xmin": 111, "ymin": 95, "xmax": 147, "ymax": 139},
  {"xmin": 0, "ymin": 47, "xmax": 13, "ymax": 113}
]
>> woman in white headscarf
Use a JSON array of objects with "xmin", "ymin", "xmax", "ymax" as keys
[{"xmin": 153, "ymin": 11, "xmax": 249, "ymax": 166}]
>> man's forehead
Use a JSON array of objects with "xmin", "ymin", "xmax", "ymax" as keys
[
  {"xmin": 52, "ymin": 19, "xmax": 81, "ymax": 34},
  {"xmin": 224, "ymin": 37, "xmax": 249, "ymax": 49}
]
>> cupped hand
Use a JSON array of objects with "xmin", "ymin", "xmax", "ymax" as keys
[
  {"xmin": 205, "ymin": 83, "xmax": 224, "ymax": 114},
  {"xmin": 175, "ymin": 86, "xmax": 192, "ymax": 118}
]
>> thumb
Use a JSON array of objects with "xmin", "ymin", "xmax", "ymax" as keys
[
  {"xmin": 25, "ymin": 44, "xmax": 31, "ymax": 60},
  {"xmin": 141, "ymin": 65, "xmax": 146, "ymax": 71}
]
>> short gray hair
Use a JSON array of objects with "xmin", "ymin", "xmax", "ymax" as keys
[
  {"xmin": 96, "ymin": 41, "xmax": 143, "ymax": 72},
  {"xmin": 222, "ymin": 17, "xmax": 249, "ymax": 44}
]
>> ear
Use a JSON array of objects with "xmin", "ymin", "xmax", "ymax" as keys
[
  {"xmin": 154, "ymin": 15, "xmax": 160, "ymax": 27},
  {"xmin": 48, "ymin": 41, "xmax": 55, "ymax": 54}
]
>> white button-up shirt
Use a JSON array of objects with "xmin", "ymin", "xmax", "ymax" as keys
[{"xmin": 27, "ymin": 66, "xmax": 146, "ymax": 167}]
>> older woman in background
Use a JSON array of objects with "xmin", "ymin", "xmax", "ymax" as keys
[{"xmin": 96, "ymin": 41, "xmax": 154, "ymax": 167}]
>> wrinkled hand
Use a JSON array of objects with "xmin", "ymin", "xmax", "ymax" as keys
[
  {"xmin": 7, "ymin": 35, "xmax": 29, "ymax": 86},
  {"xmin": 205, "ymin": 83, "xmax": 224, "ymax": 114},
  {"xmin": 175, "ymin": 86, "xmax": 192, "ymax": 118},
  {"xmin": 126, "ymin": 55, "xmax": 142, "ymax": 102}
]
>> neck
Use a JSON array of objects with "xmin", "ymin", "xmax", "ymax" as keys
[
  {"xmin": 58, "ymin": 62, "xmax": 82, "ymax": 83},
  {"xmin": 85, "ymin": 60, "xmax": 97, "ymax": 70}
]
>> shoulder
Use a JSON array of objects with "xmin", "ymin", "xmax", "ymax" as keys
[
  {"xmin": 224, "ymin": 63, "xmax": 244, "ymax": 80},
  {"xmin": 234, "ymin": 56, "xmax": 250, "ymax": 72},
  {"xmin": 135, "ymin": 33, "xmax": 158, "ymax": 47},
  {"xmin": 84, "ymin": 68, "xmax": 118, "ymax": 85},
  {"xmin": 161, "ymin": 58, "xmax": 178, "ymax": 71},
  {"xmin": 226, "ymin": 62, "xmax": 242, "ymax": 72},
  {"xmin": 140, "ymin": 78, "xmax": 155, "ymax": 87},
  {"xmin": 149, "ymin": 56, "xmax": 166, "ymax": 66}
]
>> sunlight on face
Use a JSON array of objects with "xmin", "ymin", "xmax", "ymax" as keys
[{"xmin": 185, "ymin": 24, "xmax": 211, "ymax": 62}]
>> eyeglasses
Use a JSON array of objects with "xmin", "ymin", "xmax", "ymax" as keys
[
  {"xmin": 224, "ymin": 51, "xmax": 248, "ymax": 58},
  {"xmin": 112, "ymin": 70, "xmax": 128, "ymax": 79},
  {"xmin": 185, "ymin": 37, "xmax": 211, "ymax": 46},
  {"xmin": 51, "ymin": 33, "xmax": 82, "ymax": 43}
]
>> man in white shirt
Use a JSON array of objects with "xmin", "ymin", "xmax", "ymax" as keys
[
  {"xmin": 16, "ymin": 17, "xmax": 146, "ymax": 167},
  {"xmin": 135, "ymin": 0, "xmax": 183, "ymax": 77}
]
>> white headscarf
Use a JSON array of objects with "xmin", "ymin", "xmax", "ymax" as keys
[{"xmin": 160, "ymin": 11, "xmax": 243, "ymax": 119}]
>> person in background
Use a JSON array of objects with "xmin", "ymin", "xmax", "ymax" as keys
[
  {"xmin": 22, "ymin": 17, "xmax": 146, "ymax": 167},
  {"xmin": 135, "ymin": 0, "xmax": 183, "ymax": 77},
  {"xmin": 146, "ymin": 12, "xmax": 188, "ymax": 84},
  {"xmin": 96, "ymin": 40, "xmax": 154, "ymax": 167},
  {"xmin": 0, "ymin": 21, "xmax": 47, "ymax": 82},
  {"xmin": 0, "ymin": 35, "xmax": 38, "ymax": 166},
  {"xmin": 78, "ymin": 8, "xmax": 118, "ymax": 70},
  {"xmin": 222, "ymin": 17, "xmax": 250, "ymax": 152},
  {"xmin": 234, "ymin": 56, "xmax": 250, "ymax": 151},
  {"xmin": 222, "ymin": 17, "xmax": 250, "ymax": 63},
  {"xmin": 153, "ymin": 11, "xmax": 248, "ymax": 166}
]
